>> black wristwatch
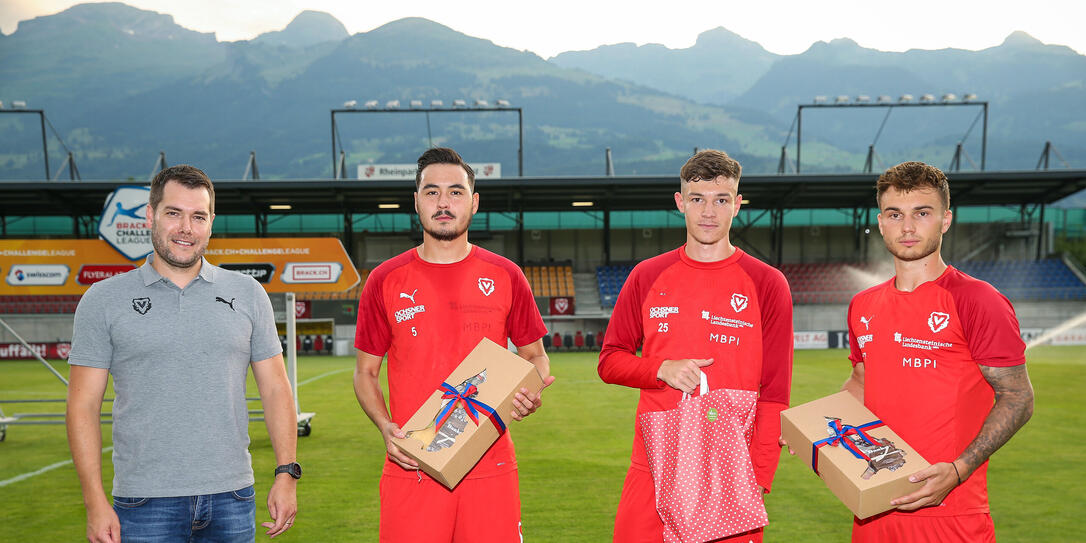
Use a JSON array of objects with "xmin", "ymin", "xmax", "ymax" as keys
[{"xmin": 275, "ymin": 462, "xmax": 302, "ymax": 479}]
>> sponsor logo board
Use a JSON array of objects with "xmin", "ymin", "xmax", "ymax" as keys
[
  {"xmin": 219, "ymin": 263, "xmax": 276, "ymax": 283},
  {"xmin": 97, "ymin": 186, "xmax": 152, "ymax": 261},
  {"xmin": 6, "ymin": 264, "xmax": 69, "ymax": 286},
  {"xmin": 358, "ymin": 162, "xmax": 501, "ymax": 180},
  {"xmin": 77, "ymin": 264, "xmax": 136, "ymax": 285}
]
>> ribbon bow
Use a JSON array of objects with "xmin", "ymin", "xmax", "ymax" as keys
[
  {"xmin": 434, "ymin": 382, "xmax": 507, "ymax": 434},
  {"xmin": 811, "ymin": 419, "xmax": 885, "ymax": 475}
]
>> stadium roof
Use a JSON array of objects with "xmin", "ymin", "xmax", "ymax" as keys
[{"xmin": 1, "ymin": 169, "xmax": 1083, "ymax": 218}]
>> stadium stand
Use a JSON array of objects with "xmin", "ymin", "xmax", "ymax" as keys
[
  {"xmin": 595, "ymin": 258, "xmax": 1086, "ymax": 306},
  {"xmin": 953, "ymin": 259, "xmax": 1086, "ymax": 301},
  {"xmin": 524, "ymin": 263, "xmax": 575, "ymax": 297},
  {"xmin": 0, "ymin": 295, "xmax": 81, "ymax": 314},
  {"xmin": 596, "ymin": 264, "xmax": 635, "ymax": 307}
]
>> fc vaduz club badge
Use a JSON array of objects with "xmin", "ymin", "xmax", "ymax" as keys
[
  {"xmin": 132, "ymin": 297, "xmax": 152, "ymax": 315},
  {"xmin": 927, "ymin": 311, "xmax": 950, "ymax": 333},
  {"xmin": 555, "ymin": 298, "xmax": 569, "ymax": 313},
  {"xmin": 478, "ymin": 277, "xmax": 495, "ymax": 296},
  {"xmin": 730, "ymin": 293, "xmax": 748, "ymax": 313}
]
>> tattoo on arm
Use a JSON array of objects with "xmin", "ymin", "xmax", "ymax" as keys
[{"xmin": 958, "ymin": 365, "xmax": 1034, "ymax": 477}]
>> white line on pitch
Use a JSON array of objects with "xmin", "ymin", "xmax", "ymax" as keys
[
  {"xmin": 2, "ymin": 367, "xmax": 351, "ymax": 488},
  {"xmin": 297, "ymin": 367, "xmax": 352, "ymax": 386},
  {"xmin": 0, "ymin": 446, "xmax": 113, "ymax": 488}
]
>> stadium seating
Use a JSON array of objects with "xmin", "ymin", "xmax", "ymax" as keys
[
  {"xmin": 596, "ymin": 264, "xmax": 635, "ymax": 307},
  {"xmin": 592, "ymin": 259, "xmax": 1086, "ymax": 306},
  {"xmin": 781, "ymin": 259, "xmax": 1086, "ymax": 303},
  {"xmin": 0, "ymin": 294, "xmax": 81, "ymax": 314},
  {"xmin": 524, "ymin": 264, "xmax": 575, "ymax": 297},
  {"xmin": 951, "ymin": 259, "xmax": 1086, "ymax": 301},
  {"xmin": 778, "ymin": 262, "xmax": 888, "ymax": 304}
]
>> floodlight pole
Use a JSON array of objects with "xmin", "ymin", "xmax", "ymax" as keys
[
  {"xmin": 0, "ymin": 109, "xmax": 50, "ymax": 179},
  {"xmin": 795, "ymin": 101, "xmax": 989, "ymax": 173},
  {"xmin": 330, "ymin": 105, "xmax": 525, "ymax": 179}
]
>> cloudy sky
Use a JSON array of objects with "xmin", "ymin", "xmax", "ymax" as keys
[{"xmin": 2, "ymin": 0, "xmax": 1083, "ymax": 57}]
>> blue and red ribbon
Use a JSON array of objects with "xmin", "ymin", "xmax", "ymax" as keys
[
  {"xmin": 811, "ymin": 419, "xmax": 885, "ymax": 475},
  {"xmin": 433, "ymin": 382, "xmax": 507, "ymax": 434}
]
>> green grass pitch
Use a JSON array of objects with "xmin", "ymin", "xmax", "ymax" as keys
[{"xmin": 1, "ymin": 346, "xmax": 1082, "ymax": 541}]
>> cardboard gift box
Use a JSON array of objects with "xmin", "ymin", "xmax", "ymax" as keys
[
  {"xmin": 391, "ymin": 337, "xmax": 545, "ymax": 488},
  {"xmin": 780, "ymin": 391, "xmax": 930, "ymax": 519}
]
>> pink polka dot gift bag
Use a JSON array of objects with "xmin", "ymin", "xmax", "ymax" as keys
[{"xmin": 637, "ymin": 371, "xmax": 768, "ymax": 543}]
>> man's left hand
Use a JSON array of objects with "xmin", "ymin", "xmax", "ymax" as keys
[
  {"xmin": 510, "ymin": 375, "xmax": 556, "ymax": 421},
  {"xmin": 890, "ymin": 461, "xmax": 960, "ymax": 511},
  {"xmin": 262, "ymin": 475, "xmax": 297, "ymax": 538}
]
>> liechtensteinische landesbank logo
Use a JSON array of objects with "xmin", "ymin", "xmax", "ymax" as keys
[{"xmin": 98, "ymin": 186, "xmax": 152, "ymax": 261}]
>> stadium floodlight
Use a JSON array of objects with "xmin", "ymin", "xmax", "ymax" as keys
[
  {"xmin": 835, "ymin": 95, "xmax": 849, "ymax": 104},
  {"xmin": 963, "ymin": 93, "xmax": 978, "ymax": 101},
  {"xmin": 410, "ymin": 100, "xmax": 423, "ymax": 108},
  {"xmin": 12, "ymin": 100, "xmax": 27, "ymax": 109},
  {"xmin": 474, "ymin": 99, "xmax": 489, "ymax": 107},
  {"xmin": 378, "ymin": 203, "xmax": 400, "ymax": 209},
  {"xmin": 877, "ymin": 95, "xmax": 892, "ymax": 103},
  {"xmin": 431, "ymin": 99, "xmax": 444, "ymax": 107},
  {"xmin": 364, "ymin": 100, "xmax": 378, "ymax": 108},
  {"xmin": 813, "ymin": 95, "xmax": 827, "ymax": 104},
  {"xmin": 856, "ymin": 95, "xmax": 871, "ymax": 103},
  {"xmin": 496, "ymin": 99, "xmax": 511, "ymax": 107},
  {"xmin": 899, "ymin": 94, "xmax": 914, "ymax": 102},
  {"xmin": 343, "ymin": 100, "xmax": 357, "ymax": 109},
  {"xmin": 920, "ymin": 93, "xmax": 935, "ymax": 102},
  {"xmin": 453, "ymin": 99, "xmax": 467, "ymax": 107},
  {"xmin": 942, "ymin": 93, "xmax": 957, "ymax": 102},
  {"xmin": 385, "ymin": 100, "xmax": 400, "ymax": 108},
  {"xmin": 741, "ymin": 198, "xmax": 750, "ymax": 205},
  {"xmin": 571, "ymin": 201, "xmax": 594, "ymax": 207},
  {"xmin": 269, "ymin": 204, "xmax": 292, "ymax": 210}
]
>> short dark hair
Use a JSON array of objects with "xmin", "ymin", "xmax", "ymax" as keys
[
  {"xmin": 149, "ymin": 165, "xmax": 215, "ymax": 214},
  {"xmin": 680, "ymin": 149, "xmax": 742, "ymax": 187},
  {"xmin": 415, "ymin": 147, "xmax": 475, "ymax": 190},
  {"xmin": 876, "ymin": 161, "xmax": 950, "ymax": 209}
]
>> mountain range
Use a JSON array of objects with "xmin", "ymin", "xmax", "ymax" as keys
[{"xmin": 0, "ymin": 3, "xmax": 1083, "ymax": 182}]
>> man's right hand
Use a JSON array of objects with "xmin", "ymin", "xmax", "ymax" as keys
[
  {"xmin": 85, "ymin": 499, "xmax": 120, "ymax": 543},
  {"xmin": 381, "ymin": 422, "xmax": 419, "ymax": 470},
  {"xmin": 657, "ymin": 358, "xmax": 714, "ymax": 393}
]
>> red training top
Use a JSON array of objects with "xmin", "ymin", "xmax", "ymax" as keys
[
  {"xmin": 847, "ymin": 265, "xmax": 1026, "ymax": 517},
  {"xmin": 356, "ymin": 245, "xmax": 547, "ymax": 480},
  {"xmin": 598, "ymin": 246, "xmax": 794, "ymax": 491}
]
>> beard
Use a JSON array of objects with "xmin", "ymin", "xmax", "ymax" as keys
[
  {"xmin": 422, "ymin": 211, "xmax": 470, "ymax": 242},
  {"xmin": 150, "ymin": 222, "xmax": 205, "ymax": 269},
  {"xmin": 884, "ymin": 235, "xmax": 940, "ymax": 262}
]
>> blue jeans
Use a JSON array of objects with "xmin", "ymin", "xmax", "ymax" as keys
[{"xmin": 113, "ymin": 486, "xmax": 256, "ymax": 543}]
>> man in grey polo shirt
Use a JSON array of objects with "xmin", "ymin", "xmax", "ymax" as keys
[{"xmin": 66, "ymin": 165, "xmax": 300, "ymax": 542}]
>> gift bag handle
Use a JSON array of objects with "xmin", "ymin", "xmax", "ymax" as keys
[{"xmin": 680, "ymin": 371, "xmax": 709, "ymax": 400}]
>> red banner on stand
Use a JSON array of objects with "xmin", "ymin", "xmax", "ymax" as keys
[{"xmin": 549, "ymin": 297, "xmax": 574, "ymax": 315}]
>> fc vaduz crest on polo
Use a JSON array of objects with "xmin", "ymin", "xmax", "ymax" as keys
[
  {"xmin": 478, "ymin": 277, "xmax": 495, "ymax": 296},
  {"xmin": 132, "ymin": 297, "xmax": 152, "ymax": 315}
]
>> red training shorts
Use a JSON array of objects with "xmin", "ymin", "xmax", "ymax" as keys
[
  {"xmin": 852, "ymin": 511, "xmax": 995, "ymax": 543},
  {"xmin": 379, "ymin": 469, "xmax": 522, "ymax": 542},
  {"xmin": 613, "ymin": 466, "xmax": 763, "ymax": 543}
]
